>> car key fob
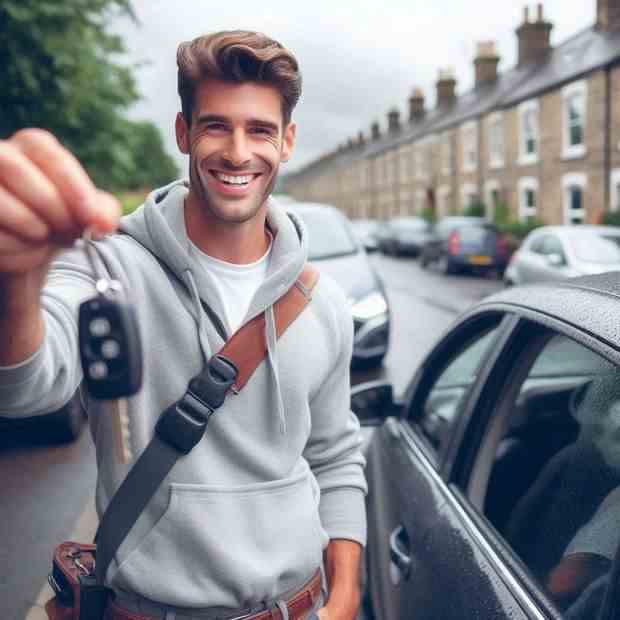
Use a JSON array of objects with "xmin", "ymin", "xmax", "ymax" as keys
[{"xmin": 78, "ymin": 295, "xmax": 143, "ymax": 399}]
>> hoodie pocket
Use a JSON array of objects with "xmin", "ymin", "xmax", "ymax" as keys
[{"xmin": 112, "ymin": 469, "xmax": 326, "ymax": 608}]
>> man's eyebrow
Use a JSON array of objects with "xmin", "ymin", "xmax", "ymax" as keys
[
  {"xmin": 247, "ymin": 118, "xmax": 280, "ymax": 132},
  {"xmin": 195, "ymin": 114, "xmax": 230, "ymax": 125}
]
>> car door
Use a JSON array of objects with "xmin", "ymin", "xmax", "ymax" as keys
[
  {"xmin": 536, "ymin": 234, "xmax": 571, "ymax": 282},
  {"xmin": 517, "ymin": 234, "xmax": 551, "ymax": 284},
  {"xmin": 365, "ymin": 311, "xmax": 531, "ymax": 620}
]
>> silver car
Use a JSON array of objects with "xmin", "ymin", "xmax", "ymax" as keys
[{"xmin": 505, "ymin": 225, "xmax": 620, "ymax": 285}]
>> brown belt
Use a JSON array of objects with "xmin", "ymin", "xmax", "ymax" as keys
[{"xmin": 105, "ymin": 570, "xmax": 323, "ymax": 620}]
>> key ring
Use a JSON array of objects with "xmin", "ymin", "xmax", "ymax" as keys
[{"xmin": 79, "ymin": 228, "xmax": 123, "ymax": 298}]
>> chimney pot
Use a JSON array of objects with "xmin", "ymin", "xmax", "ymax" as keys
[
  {"xmin": 474, "ymin": 40, "xmax": 500, "ymax": 86},
  {"xmin": 598, "ymin": 0, "xmax": 620, "ymax": 31},
  {"xmin": 537, "ymin": 3, "xmax": 544, "ymax": 21},
  {"xmin": 436, "ymin": 68, "xmax": 457, "ymax": 109},
  {"xmin": 409, "ymin": 88, "xmax": 426, "ymax": 122},
  {"xmin": 388, "ymin": 107, "xmax": 401, "ymax": 133},
  {"xmin": 516, "ymin": 4, "xmax": 553, "ymax": 66},
  {"xmin": 523, "ymin": 6, "xmax": 530, "ymax": 22},
  {"xmin": 371, "ymin": 122, "xmax": 381, "ymax": 140},
  {"xmin": 358, "ymin": 131, "xmax": 365, "ymax": 146}
]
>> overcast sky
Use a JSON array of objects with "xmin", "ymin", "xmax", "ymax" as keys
[{"xmin": 112, "ymin": 1, "xmax": 595, "ymax": 176}]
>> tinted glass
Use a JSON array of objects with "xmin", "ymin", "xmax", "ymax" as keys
[
  {"xmin": 569, "ymin": 233, "xmax": 620, "ymax": 264},
  {"xmin": 482, "ymin": 333, "xmax": 619, "ymax": 618},
  {"xmin": 540, "ymin": 235, "xmax": 565, "ymax": 259},
  {"xmin": 416, "ymin": 326, "xmax": 499, "ymax": 452},
  {"xmin": 294, "ymin": 209, "xmax": 358, "ymax": 260}
]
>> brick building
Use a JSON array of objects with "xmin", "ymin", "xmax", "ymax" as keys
[{"xmin": 284, "ymin": 0, "xmax": 620, "ymax": 226}]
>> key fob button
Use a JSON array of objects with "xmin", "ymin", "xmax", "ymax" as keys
[
  {"xmin": 89, "ymin": 361, "xmax": 109, "ymax": 380},
  {"xmin": 89, "ymin": 317, "xmax": 111, "ymax": 337},
  {"xmin": 101, "ymin": 339, "xmax": 121, "ymax": 359}
]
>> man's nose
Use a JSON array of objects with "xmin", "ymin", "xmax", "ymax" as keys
[{"xmin": 223, "ymin": 129, "xmax": 251, "ymax": 168}]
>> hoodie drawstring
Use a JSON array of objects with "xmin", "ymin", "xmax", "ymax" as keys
[
  {"xmin": 266, "ymin": 305, "xmax": 287, "ymax": 436},
  {"xmin": 183, "ymin": 269, "xmax": 213, "ymax": 364}
]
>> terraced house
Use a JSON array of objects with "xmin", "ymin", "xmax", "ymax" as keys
[{"xmin": 284, "ymin": 0, "xmax": 620, "ymax": 226}]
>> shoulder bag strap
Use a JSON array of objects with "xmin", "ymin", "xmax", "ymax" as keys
[{"xmin": 95, "ymin": 264, "xmax": 319, "ymax": 584}]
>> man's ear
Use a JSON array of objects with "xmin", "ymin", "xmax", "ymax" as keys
[
  {"xmin": 280, "ymin": 121, "xmax": 296, "ymax": 163},
  {"xmin": 175, "ymin": 112, "xmax": 190, "ymax": 154}
]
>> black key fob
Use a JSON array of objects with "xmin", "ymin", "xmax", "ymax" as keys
[{"xmin": 78, "ymin": 295, "xmax": 143, "ymax": 399}]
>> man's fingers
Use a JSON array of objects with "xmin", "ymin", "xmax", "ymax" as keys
[
  {"xmin": 0, "ymin": 228, "xmax": 42, "ymax": 255},
  {"xmin": 0, "ymin": 185, "xmax": 50, "ymax": 243},
  {"xmin": 0, "ymin": 138, "xmax": 76, "ymax": 235}
]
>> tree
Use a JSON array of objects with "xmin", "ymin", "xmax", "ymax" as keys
[{"xmin": 0, "ymin": 0, "xmax": 178, "ymax": 190}]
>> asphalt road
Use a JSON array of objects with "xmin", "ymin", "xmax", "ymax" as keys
[{"xmin": 0, "ymin": 253, "xmax": 503, "ymax": 620}]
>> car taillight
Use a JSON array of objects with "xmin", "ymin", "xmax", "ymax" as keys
[{"xmin": 448, "ymin": 231, "xmax": 460, "ymax": 255}]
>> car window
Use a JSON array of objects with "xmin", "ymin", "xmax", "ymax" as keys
[
  {"xmin": 528, "ymin": 234, "xmax": 548, "ymax": 254},
  {"xmin": 414, "ymin": 325, "xmax": 500, "ymax": 454},
  {"xmin": 477, "ymin": 332, "xmax": 619, "ymax": 618},
  {"xmin": 293, "ymin": 209, "xmax": 358, "ymax": 260},
  {"xmin": 569, "ymin": 233, "xmax": 620, "ymax": 265},
  {"xmin": 540, "ymin": 235, "xmax": 565, "ymax": 258}
]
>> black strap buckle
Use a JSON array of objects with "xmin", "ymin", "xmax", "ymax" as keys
[{"xmin": 155, "ymin": 355, "xmax": 238, "ymax": 454}]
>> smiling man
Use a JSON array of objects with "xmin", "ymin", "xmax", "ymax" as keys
[{"xmin": 0, "ymin": 31, "xmax": 366, "ymax": 620}]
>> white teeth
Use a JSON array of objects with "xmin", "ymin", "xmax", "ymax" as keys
[{"xmin": 215, "ymin": 172, "xmax": 253, "ymax": 185}]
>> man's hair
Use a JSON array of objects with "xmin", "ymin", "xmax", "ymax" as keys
[{"xmin": 177, "ymin": 30, "xmax": 302, "ymax": 127}]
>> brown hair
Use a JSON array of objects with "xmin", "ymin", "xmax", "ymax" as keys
[{"xmin": 177, "ymin": 30, "xmax": 302, "ymax": 127}]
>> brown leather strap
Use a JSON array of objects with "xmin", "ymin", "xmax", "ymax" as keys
[
  {"xmin": 219, "ymin": 264, "xmax": 320, "ymax": 392},
  {"xmin": 105, "ymin": 570, "xmax": 322, "ymax": 620}
]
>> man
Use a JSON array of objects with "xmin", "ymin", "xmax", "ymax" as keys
[{"xmin": 0, "ymin": 31, "xmax": 366, "ymax": 620}]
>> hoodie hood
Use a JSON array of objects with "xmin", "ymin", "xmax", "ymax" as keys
[{"xmin": 120, "ymin": 179, "xmax": 308, "ymax": 433}]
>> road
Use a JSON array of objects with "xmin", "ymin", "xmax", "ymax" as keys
[{"xmin": 0, "ymin": 253, "xmax": 503, "ymax": 620}]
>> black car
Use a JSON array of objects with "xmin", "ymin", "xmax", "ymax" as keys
[
  {"xmin": 377, "ymin": 216, "xmax": 433, "ymax": 256},
  {"xmin": 354, "ymin": 273, "xmax": 620, "ymax": 620},
  {"xmin": 287, "ymin": 203, "xmax": 390, "ymax": 367},
  {"xmin": 420, "ymin": 216, "xmax": 509, "ymax": 276}
]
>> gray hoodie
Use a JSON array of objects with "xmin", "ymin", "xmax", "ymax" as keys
[{"xmin": 0, "ymin": 180, "xmax": 367, "ymax": 609}]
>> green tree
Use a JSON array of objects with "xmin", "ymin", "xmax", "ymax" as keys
[{"xmin": 0, "ymin": 0, "xmax": 178, "ymax": 191}]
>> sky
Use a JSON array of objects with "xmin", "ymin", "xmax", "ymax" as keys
[{"xmin": 111, "ymin": 1, "xmax": 595, "ymax": 176}]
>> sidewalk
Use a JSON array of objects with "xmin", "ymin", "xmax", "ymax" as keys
[{"xmin": 24, "ymin": 496, "xmax": 98, "ymax": 620}]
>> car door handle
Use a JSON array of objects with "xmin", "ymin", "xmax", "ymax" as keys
[{"xmin": 389, "ymin": 525, "xmax": 412, "ymax": 580}]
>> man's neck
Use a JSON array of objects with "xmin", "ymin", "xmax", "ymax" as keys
[{"xmin": 184, "ymin": 194, "xmax": 271, "ymax": 265}]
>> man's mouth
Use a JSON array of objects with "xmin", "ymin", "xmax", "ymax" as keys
[{"xmin": 209, "ymin": 170, "xmax": 262, "ymax": 187}]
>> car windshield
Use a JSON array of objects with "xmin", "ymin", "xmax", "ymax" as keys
[
  {"xmin": 391, "ymin": 217, "xmax": 430, "ymax": 231},
  {"xmin": 569, "ymin": 232, "xmax": 620, "ymax": 264},
  {"xmin": 294, "ymin": 209, "xmax": 358, "ymax": 260}
]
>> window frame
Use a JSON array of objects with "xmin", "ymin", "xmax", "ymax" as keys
[
  {"xmin": 487, "ymin": 112, "xmax": 505, "ymax": 170},
  {"xmin": 562, "ymin": 172, "xmax": 587, "ymax": 225},
  {"xmin": 461, "ymin": 120, "xmax": 479, "ymax": 173},
  {"xmin": 518, "ymin": 99, "xmax": 540, "ymax": 166},
  {"xmin": 518, "ymin": 176, "xmax": 539, "ymax": 221},
  {"xmin": 562, "ymin": 80, "xmax": 587, "ymax": 160}
]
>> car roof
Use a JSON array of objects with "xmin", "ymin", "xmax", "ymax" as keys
[
  {"xmin": 525, "ymin": 225, "xmax": 620, "ymax": 238},
  {"xmin": 479, "ymin": 272, "xmax": 620, "ymax": 352},
  {"xmin": 286, "ymin": 202, "xmax": 344, "ymax": 219}
]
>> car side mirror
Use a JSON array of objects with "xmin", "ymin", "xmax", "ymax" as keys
[
  {"xmin": 546, "ymin": 253, "xmax": 566, "ymax": 267},
  {"xmin": 351, "ymin": 380, "xmax": 401, "ymax": 424}
]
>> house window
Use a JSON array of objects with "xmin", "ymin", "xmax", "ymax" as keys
[
  {"xmin": 462, "ymin": 122, "xmax": 478, "ymax": 173},
  {"xmin": 562, "ymin": 173, "xmax": 587, "ymax": 225},
  {"xmin": 488, "ymin": 113, "xmax": 504, "ymax": 169},
  {"xmin": 518, "ymin": 177, "xmax": 538, "ymax": 221},
  {"xmin": 562, "ymin": 80, "xmax": 587, "ymax": 159},
  {"xmin": 519, "ymin": 100, "xmax": 539, "ymax": 165}
]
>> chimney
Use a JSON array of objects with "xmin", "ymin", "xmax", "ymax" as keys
[
  {"xmin": 371, "ymin": 121, "xmax": 381, "ymax": 141},
  {"xmin": 516, "ymin": 4, "xmax": 553, "ymax": 66},
  {"xmin": 358, "ymin": 131, "xmax": 366, "ymax": 146},
  {"xmin": 598, "ymin": 0, "xmax": 620, "ymax": 31},
  {"xmin": 347, "ymin": 138, "xmax": 355, "ymax": 150},
  {"xmin": 436, "ymin": 68, "xmax": 457, "ymax": 109},
  {"xmin": 409, "ymin": 88, "xmax": 426, "ymax": 122},
  {"xmin": 387, "ymin": 108, "xmax": 401, "ymax": 133},
  {"xmin": 474, "ymin": 41, "xmax": 500, "ymax": 87}
]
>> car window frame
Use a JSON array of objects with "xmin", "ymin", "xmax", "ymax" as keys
[
  {"xmin": 402, "ymin": 311, "xmax": 512, "ymax": 469},
  {"xmin": 444, "ymin": 306, "xmax": 620, "ymax": 620}
]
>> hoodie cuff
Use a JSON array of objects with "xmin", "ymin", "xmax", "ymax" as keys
[
  {"xmin": 0, "ymin": 345, "xmax": 45, "ymax": 387},
  {"xmin": 319, "ymin": 487, "xmax": 367, "ymax": 547}
]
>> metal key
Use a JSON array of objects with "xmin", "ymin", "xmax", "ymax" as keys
[{"xmin": 77, "ymin": 229, "xmax": 143, "ymax": 463}]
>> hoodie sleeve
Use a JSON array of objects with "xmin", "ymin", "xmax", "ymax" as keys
[
  {"xmin": 0, "ymin": 247, "xmax": 94, "ymax": 417},
  {"xmin": 303, "ymin": 279, "xmax": 368, "ymax": 547}
]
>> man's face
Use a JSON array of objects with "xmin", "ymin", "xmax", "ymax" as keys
[{"xmin": 175, "ymin": 78, "xmax": 296, "ymax": 224}]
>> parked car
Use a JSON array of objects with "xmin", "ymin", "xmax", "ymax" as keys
[
  {"xmin": 419, "ymin": 216, "xmax": 509, "ymax": 276},
  {"xmin": 354, "ymin": 272, "xmax": 620, "ymax": 620},
  {"xmin": 505, "ymin": 225, "xmax": 620, "ymax": 286},
  {"xmin": 287, "ymin": 203, "xmax": 390, "ymax": 367},
  {"xmin": 377, "ymin": 216, "xmax": 433, "ymax": 256},
  {"xmin": 351, "ymin": 218, "xmax": 380, "ymax": 253},
  {"xmin": 0, "ymin": 388, "xmax": 87, "ymax": 443}
]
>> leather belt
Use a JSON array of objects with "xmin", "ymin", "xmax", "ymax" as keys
[{"xmin": 105, "ymin": 570, "xmax": 323, "ymax": 620}]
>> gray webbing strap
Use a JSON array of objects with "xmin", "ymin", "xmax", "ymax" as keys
[{"xmin": 94, "ymin": 436, "xmax": 179, "ymax": 583}]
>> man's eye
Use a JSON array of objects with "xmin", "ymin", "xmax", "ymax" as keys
[
  {"xmin": 206, "ymin": 123, "xmax": 227, "ymax": 132},
  {"xmin": 250, "ymin": 127, "xmax": 272, "ymax": 135}
]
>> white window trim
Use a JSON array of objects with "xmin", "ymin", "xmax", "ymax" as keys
[
  {"xmin": 562, "ymin": 172, "xmax": 587, "ymax": 225},
  {"xmin": 518, "ymin": 99, "xmax": 540, "ymax": 166},
  {"xmin": 487, "ymin": 112, "xmax": 505, "ymax": 170},
  {"xmin": 460, "ymin": 182, "xmax": 478, "ymax": 210},
  {"xmin": 518, "ymin": 176, "xmax": 539, "ymax": 221},
  {"xmin": 484, "ymin": 179, "xmax": 501, "ymax": 221},
  {"xmin": 562, "ymin": 80, "xmax": 587, "ymax": 160},
  {"xmin": 461, "ymin": 120, "xmax": 479, "ymax": 173},
  {"xmin": 610, "ymin": 168, "xmax": 620, "ymax": 212}
]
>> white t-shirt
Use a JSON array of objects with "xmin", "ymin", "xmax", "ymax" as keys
[{"xmin": 189, "ymin": 233, "xmax": 273, "ymax": 334}]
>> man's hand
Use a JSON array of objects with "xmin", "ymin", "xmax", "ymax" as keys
[
  {"xmin": 318, "ymin": 539, "xmax": 363, "ymax": 620},
  {"xmin": 0, "ymin": 128, "xmax": 121, "ymax": 365}
]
